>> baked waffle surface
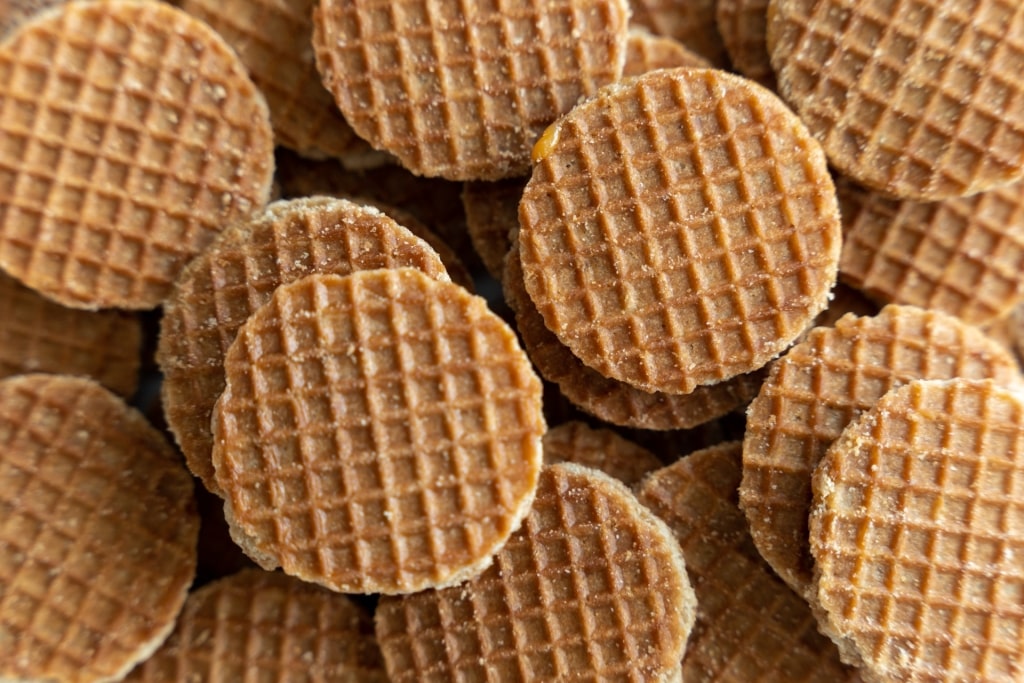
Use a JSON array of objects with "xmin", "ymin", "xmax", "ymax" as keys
[
  {"xmin": 178, "ymin": 0, "xmax": 377, "ymax": 163},
  {"xmin": 741, "ymin": 304, "xmax": 1023, "ymax": 597},
  {"xmin": 627, "ymin": 0, "xmax": 726, "ymax": 65},
  {"xmin": 505, "ymin": 244, "xmax": 763, "ymax": 430},
  {"xmin": 715, "ymin": 0, "xmax": 773, "ymax": 86},
  {"xmin": 0, "ymin": 0, "xmax": 274, "ymax": 310},
  {"xmin": 125, "ymin": 569, "xmax": 387, "ymax": 682},
  {"xmin": 838, "ymin": 178, "xmax": 1024, "ymax": 326},
  {"xmin": 462, "ymin": 177, "xmax": 526, "ymax": 280},
  {"xmin": 158, "ymin": 197, "xmax": 450, "ymax": 492},
  {"xmin": 811, "ymin": 378, "xmax": 1024, "ymax": 681},
  {"xmin": 622, "ymin": 30, "xmax": 710, "ymax": 78},
  {"xmin": 542, "ymin": 420, "xmax": 663, "ymax": 487},
  {"xmin": 770, "ymin": 0, "xmax": 1024, "ymax": 200},
  {"xmin": 1, "ymin": 0, "xmax": 68, "ymax": 38},
  {"xmin": 638, "ymin": 442, "xmax": 855, "ymax": 682},
  {"xmin": 212, "ymin": 269, "xmax": 545, "ymax": 594},
  {"xmin": 519, "ymin": 67, "xmax": 840, "ymax": 395},
  {"xmin": 0, "ymin": 270, "xmax": 140, "ymax": 397},
  {"xmin": 313, "ymin": 0, "xmax": 630, "ymax": 180},
  {"xmin": 0, "ymin": 374, "xmax": 199, "ymax": 683},
  {"xmin": 375, "ymin": 463, "xmax": 696, "ymax": 682}
]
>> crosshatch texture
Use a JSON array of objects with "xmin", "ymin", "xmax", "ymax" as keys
[
  {"xmin": 313, "ymin": 0, "xmax": 630, "ymax": 180},
  {"xmin": 213, "ymin": 269, "xmax": 545, "ymax": 594},
  {"xmin": 811, "ymin": 379, "xmax": 1024, "ymax": 681},
  {"xmin": 622, "ymin": 30, "xmax": 710, "ymax": 78},
  {"xmin": 770, "ymin": 0, "xmax": 1024, "ymax": 200},
  {"xmin": 375, "ymin": 464, "xmax": 696, "ymax": 683},
  {"xmin": 716, "ymin": 0, "xmax": 774, "ymax": 87},
  {"xmin": 519, "ymin": 67, "xmax": 841, "ymax": 395},
  {"xmin": 0, "ymin": 0, "xmax": 274, "ymax": 310},
  {"xmin": 741, "ymin": 304, "xmax": 1023, "ymax": 597},
  {"xmin": 626, "ymin": 0, "xmax": 726, "ymax": 65},
  {"xmin": 0, "ymin": 375, "xmax": 198, "ymax": 683},
  {"xmin": 541, "ymin": 421, "xmax": 662, "ymax": 487},
  {"xmin": 159, "ymin": 197, "xmax": 450, "ymax": 492}
]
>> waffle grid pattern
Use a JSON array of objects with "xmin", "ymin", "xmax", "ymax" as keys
[
  {"xmin": 127, "ymin": 569, "xmax": 387, "ymax": 682},
  {"xmin": 638, "ymin": 443, "xmax": 853, "ymax": 681},
  {"xmin": 715, "ymin": 0, "xmax": 774, "ymax": 86},
  {"xmin": 376, "ymin": 464, "xmax": 692, "ymax": 682},
  {"xmin": 839, "ymin": 180, "xmax": 1024, "ymax": 326},
  {"xmin": 0, "ymin": 375, "xmax": 197, "ymax": 683},
  {"xmin": 622, "ymin": 31, "xmax": 709, "ymax": 78},
  {"xmin": 462, "ymin": 177, "xmax": 525, "ymax": 279},
  {"xmin": 0, "ymin": 272, "xmax": 140, "ymax": 396},
  {"xmin": 214, "ymin": 270, "xmax": 544, "ymax": 593},
  {"xmin": 519, "ymin": 68, "xmax": 840, "ymax": 394},
  {"xmin": 314, "ymin": 0, "xmax": 629, "ymax": 180},
  {"xmin": 1, "ymin": 0, "xmax": 67, "ymax": 39},
  {"xmin": 505, "ymin": 246, "xmax": 761, "ymax": 430},
  {"xmin": 626, "ymin": 0, "xmax": 726, "ymax": 65},
  {"xmin": 771, "ymin": 0, "xmax": 1024, "ymax": 199},
  {"xmin": 812, "ymin": 379, "xmax": 1024, "ymax": 680},
  {"xmin": 179, "ymin": 0, "xmax": 372, "ymax": 161},
  {"xmin": 741, "ymin": 305, "xmax": 1023, "ymax": 595},
  {"xmin": 0, "ymin": 1, "xmax": 273, "ymax": 309},
  {"xmin": 158, "ymin": 197, "xmax": 449, "ymax": 490},
  {"xmin": 542, "ymin": 421, "xmax": 662, "ymax": 487}
]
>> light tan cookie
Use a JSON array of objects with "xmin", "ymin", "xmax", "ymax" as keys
[
  {"xmin": 376, "ymin": 463, "xmax": 697, "ymax": 682},
  {"xmin": 0, "ymin": 374, "xmax": 199, "ymax": 683},
  {"xmin": 519, "ymin": 67, "xmax": 841, "ymax": 394},
  {"xmin": 212, "ymin": 269, "xmax": 545, "ymax": 593},
  {"xmin": 811, "ymin": 378, "xmax": 1024, "ymax": 681},
  {"xmin": 769, "ymin": 0, "xmax": 1024, "ymax": 199},
  {"xmin": 313, "ymin": 0, "xmax": 630, "ymax": 180},
  {"xmin": 0, "ymin": 0, "xmax": 274, "ymax": 309},
  {"xmin": 543, "ymin": 421, "xmax": 663, "ymax": 486}
]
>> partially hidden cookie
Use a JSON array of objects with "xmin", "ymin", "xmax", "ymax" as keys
[
  {"xmin": 741, "ymin": 304, "xmax": 1023, "ymax": 597},
  {"xmin": 313, "ymin": 0, "xmax": 630, "ymax": 180},
  {"xmin": 0, "ymin": 374, "xmax": 199, "ymax": 683},
  {"xmin": 462, "ymin": 177, "xmax": 526, "ymax": 280},
  {"xmin": 543, "ymin": 420, "xmax": 663, "ymax": 487},
  {"xmin": 158, "ymin": 197, "xmax": 450, "ymax": 492},
  {"xmin": 1, "ymin": 0, "xmax": 67, "ymax": 38},
  {"xmin": 627, "ymin": 0, "xmax": 727, "ymax": 65},
  {"xmin": 838, "ymin": 177, "xmax": 1024, "ymax": 326},
  {"xmin": 212, "ymin": 269, "xmax": 545, "ymax": 594},
  {"xmin": 376, "ymin": 463, "xmax": 696, "ymax": 682},
  {"xmin": 125, "ymin": 569, "xmax": 388, "ymax": 682},
  {"xmin": 519, "ymin": 67, "xmax": 841, "ymax": 394},
  {"xmin": 623, "ymin": 29, "xmax": 710, "ymax": 78},
  {"xmin": 811, "ymin": 378, "xmax": 1024, "ymax": 681},
  {"xmin": 638, "ymin": 442, "xmax": 856, "ymax": 682},
  {"xmin": 0, "ymin": 0, "xmax": 274, "ymax": 309},
  {"xmin": 0, "ymin": 270, "xmax": 140, "ymax": 396},
  {"xmin": 769, "ymin": 0, "xmax": 1024, "ymax": 199},
  {"xmin": 716, "ymin": 0, "xmax": 774, "ymax": 87}
]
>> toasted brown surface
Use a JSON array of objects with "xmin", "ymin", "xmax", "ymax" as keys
[
  {"xmin": 627, "ymin": 0, "xmax": 727, "ymax": 65},
  {"xmin": 716, "ymin": 0, "xmax": 774, "ymax": 87},
  {"xmin": 462, "ymin": 177, "xmax": 526, "ymax": 280},
  {"xmin": 543, "ymin": 421, "xmax": 663, "ymax": 486},
  {"xmin": 623, "ymin": 29, "xmax": 710, "ymax": 77}
]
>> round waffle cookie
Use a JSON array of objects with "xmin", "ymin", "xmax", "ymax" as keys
[
  {"xmin": 519, "ymin": 67, "xmax": 841, "ymax": 395},
  {"xmin": 505, "ymin": 245, "xmax": 764, "ymax": 430},
  {"xmin": 375, "ymin": 463, "xmax": 696, "ymax": 683},
  {"xmin": 837, "ymin": 177, "xmax": 1024, "ymax": 327},
  {"xmin": 212, "ymin": 269, "xmax": 545, "ymax": 594},
  {"xmin": 637, "ymin": 442, "xmax": 855, "ymax": 682},
  {"xmin": 158, "ymin": 197, "xmax": 450, "ymax": 492},
  {"xmin": 716, "ymin": 0, "xmax": 774, "ymax": 87},
  {"xmin": 0, "ymin": 270, "xmax": 141, "ymax": 396},
  {"xmin": 125, "ymin": 569, "xmax": 388, "ymax": 683},
  {"xmin": 741, "ymin": 304, "xmax": 1023, "ymax": 597},
  {"xmin": 0, "ymin": 0, "xmax": 274, "ymax": 309},
  {"xmin": 627, "ymin": 0, "xmax": 727, "ymax": 66},
  {"xmin": 769, "ymin": 0, "xmax": 1024, "ymax": 200},
  {"xmin": 177, "ymin": 0, "xmax": 382, "ymax": 165},
  {"xmin": 313, "ymin": 0, "xmax": 630, "ymax": 181},
  {"xmin": 543, "ymin": 421, "xmax": 663, "ymax": 487},
  {"xmin": 0, "ymin": 374, "xmax": 199, "ymax": 683},
  {"xmin": 462, "ymin": 177, "xmax": 526, "ymax": 280},
  {"xmin": 622, "ymin": 29, "xmax": 710, "ymax": 78},
  {"xmin": 811, "ymin": 378, "xmax": 1024, "ymax": 681}
]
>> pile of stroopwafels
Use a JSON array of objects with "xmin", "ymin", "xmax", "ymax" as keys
[{"xmin": 1, "ymin": 0, "xmax": 1023, "ymax": 681}]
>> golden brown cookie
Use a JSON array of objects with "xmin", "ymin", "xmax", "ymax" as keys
[
  {"xmin": 159, "ymin": 197, "xmax": 450, "ymax": 492},
  {"xmin": 519, "ymin": 67, "xmax": 841, "ymax": 394},
  {"xmin": 623, "ymin": 29, "xmax": 710, "ymax": 78},
  {"xmin": 125, "ymin": 569, "xmax": 388, "ymax": 682},
  {"xmin": 811, "ymin": 378, "xmax": 1024, "ymax": 681},
  {"xmin": 543, "ymin": 420, "xmax": 663, "ymax": 486},
  {"xmin": 838, "ymin": 177, "xmax": 1024, "ymax": 326},
  {"xmin": 177, "ymin": 0, "xmax": 383, "ymax": 166},
  {"xmin": 627, "ymin": 0, "xmax": 727, "ymax": 65},
  {"xmin": 0, "ymin": 0, "xmax": 274, "ymax": 309},
  {"xmin": 716, "ymin": 0, "xmax": 774, "ymax": 87},
  {"xmin": 313, "ymin": 0, "xmax": 630, "ymax": 180},
  {"xmin": 376, "ymin": 463, "xmax": 696, "ymax": 682},
  {"xmin": 505, "ymin": 244, "xmax": 764, "ymax": 430},
  {"xmin": 0, "ymin": 374, "xmax": 199, "ymax": 683},
  {"xmin": 638, "ymin": 442, "xmax": 856, "ymax": 682},
  {"xmin": 1, "ymin": 0, "xmax": 66, "ymax": 38},
  {"xmin": 741, "ymin": 304, "xmax": 1023, "ymax": 597},
  {"xmin": 462, "ymin": 177, "xmax": 526, "ymax": 280},
  {"xmin": 212, "ymin": 269, "xmax": 545, "ymax": 594},
  {"xmin": 0, "ymin": 270, "xmax": 140, "ymax": 396},
  {"xmin": 769, "ymin": 0, "xmax": 1024, "ymax": 200}
]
